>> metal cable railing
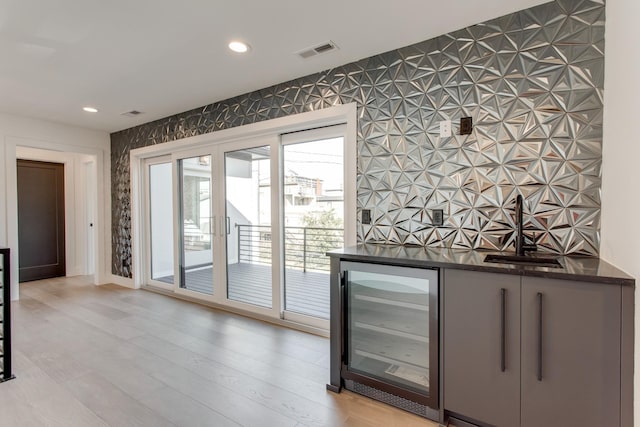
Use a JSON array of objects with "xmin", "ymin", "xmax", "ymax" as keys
[{"xmin": 237, "ymin": 224, "xmax": 343, "ymax": 272}]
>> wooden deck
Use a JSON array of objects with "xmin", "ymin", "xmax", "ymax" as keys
[{"xmin": 158, "ymin": 262, "xmax": 330, "ymax": 319}]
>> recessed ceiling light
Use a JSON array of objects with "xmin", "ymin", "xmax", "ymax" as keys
[
  {"xmin": 83, "ymin": 107, "xmax": 98, "ymax": 113},
  {"xmin": 228, "ymin": 41, "xmax": 250, "ymax": 53}
]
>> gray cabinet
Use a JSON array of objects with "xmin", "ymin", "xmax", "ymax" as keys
[
  {"xmin": 444, "ymin": 270, "xmax": 520, "ymax": 427},
  {"xmin": 521, "ymin": 277, "xmax": 620, "ymax": 427},
  {"xmin": 444, "ymin": 270, "xmax": 623, "ymax": 427}
]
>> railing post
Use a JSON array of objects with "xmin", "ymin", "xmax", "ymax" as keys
[{"xmin": 303, "ymin": 227, "xmax": 307, "ymax": 273}]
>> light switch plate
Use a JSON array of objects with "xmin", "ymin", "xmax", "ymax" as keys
[
  {"xmin": 439, "ymin": 120, "xmax": 451, "ymax": 137},
  {"xmin": 432, "ymin": 209, "xmax": 444, "ymax": 226},
  {"xmin": 362, "ymin": 209, "xmax": 371, "ymax": 225},
  {"xmin": 460, "ymin": 116, "xmax": 473, "ymax": 135}
]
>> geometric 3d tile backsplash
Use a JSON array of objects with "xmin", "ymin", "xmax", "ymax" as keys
[{"xmin": 111, "ymin": 0, "xmax": 604, "ymax": 277}]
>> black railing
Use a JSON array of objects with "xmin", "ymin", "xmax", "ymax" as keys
[
  {"xmin": 0, "ymin": 248, "xmax": 14, "ymax": 383},
  {"xmin": 237, "ymin": 225, "xmax": 272, "ymax": 266},
  {"xmin": 237, "ymin": 224, "xmax": 343, "ymax": 272}
]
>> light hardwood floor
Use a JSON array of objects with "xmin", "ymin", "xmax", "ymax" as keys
[{"xmin": 1, "ymin": 276, "xmax": 438, "ymax": 427}]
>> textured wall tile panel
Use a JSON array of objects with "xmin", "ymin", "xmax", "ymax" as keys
[{"xmin": 111, "ymin": 0, "xmax": 604, "ymax": 277}]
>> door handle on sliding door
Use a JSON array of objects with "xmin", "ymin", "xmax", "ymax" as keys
[
  {"xmin": 220, "ymin": 217, "xmax": 231, "ymax": 235},
  {"xmin": 211, "ymin": 216, "xmax": 216, "ymax": 236},
  {"xmin": 220, "ymin": 216, "xmax": 231, "ymax": 236}
]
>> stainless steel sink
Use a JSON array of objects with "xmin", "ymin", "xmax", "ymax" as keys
[{"xmin": 484, "ymin": 253, "xmax": 563, "ymax": 268}]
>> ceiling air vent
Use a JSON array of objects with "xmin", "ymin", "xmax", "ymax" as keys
[
  {"xmin": 296, "ymin": 41, "xmax": 338, "ymax": 59},
  {"xmin": 121, "ymin": 110, "xmax": 144, "ymax": 117}
]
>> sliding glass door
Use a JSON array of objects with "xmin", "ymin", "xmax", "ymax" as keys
[
  {"xmin": 140, "ymin": 120, "xmax": 352, "ymax": 329},
  {"xmin": 224, "ymin": 145, "xmax": 274, "ymax": 308},
  {"xmin": 178, "ymin": 155, "xmax": 214, "ymax": 295},
  {"xmin": 281, "ymin": 128, "xmax": 345, "ymax": 325},
  {"xmin": 146, "ymin": 156, "xmax": 175, "ymax": 287}
]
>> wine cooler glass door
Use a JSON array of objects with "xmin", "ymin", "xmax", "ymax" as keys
[{"xmin": 343, "ymin": 262, "xmax": 438, "ymax": 406}]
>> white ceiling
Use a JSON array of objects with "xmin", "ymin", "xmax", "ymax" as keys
[{"xmin": 0, "ymin": 0, "xmax": 550, "ymax": 133}]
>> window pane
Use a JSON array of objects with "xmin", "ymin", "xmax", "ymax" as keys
[
  {"xmin": 283, "ymin": 137, "xmax": 344, "ymax": 319},
  {"xmin": 226, "ymin": 146, "xmax": 272, "ymax": 308},
  {"xmin": 149, "ymin": 162, "xmax": 174, "ymax": 283},
  {"xmin": 179, "ymin": 156, "xmax": 213, "ymax": 295}
]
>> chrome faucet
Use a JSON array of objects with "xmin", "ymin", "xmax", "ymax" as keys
[{"xmin": 515, "ymin": 194, "xmax": 536, "ymax": 256}]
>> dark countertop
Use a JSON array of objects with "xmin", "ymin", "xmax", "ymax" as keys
[{"xmin": 328, "ymin": 244, "xmax": 635, "ymax": 287}]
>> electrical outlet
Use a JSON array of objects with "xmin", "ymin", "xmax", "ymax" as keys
[
  {"xmin": 432, "ymin": 209, "xmax": 444, "ymax": 226},
  {"xmin": 439, "ymin": 120, "xmax": 451, "ymax": 137},
  {"xmin": 460, "ymin": 116, "xmax": 473, "ymax": 135},
  {"xmin": 362, "ymin": 209, "xmax": 371, "ymax": 225}
]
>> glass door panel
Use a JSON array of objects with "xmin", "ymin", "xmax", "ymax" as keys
[
  {"xmin": 343, "ymin": 261, "xmax": 439, "ymax": 407},
  {"xmin": 282, "ymin": 137, "xmax": 344, "ymax": 319},
  {"xmin": 225, "ymin": 146, "xmax": 272, "ymax": 308},
  {"xmin": 149, "ymin": 162, "xmax": 174, "ymax": 284},
  {"xmin": 179, "ymin": 155, "xmax": 213, "ymax": 295}
]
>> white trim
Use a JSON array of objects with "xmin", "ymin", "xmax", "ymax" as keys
[
  {"xmin": 344, "ymin": 114, "xmax": 357, "ymax": 247},
  {"xmin": 108, "ymin": 274, "xmax": 135, "ymax": 289},
  {"xmin": 171, "ymin": 152, "xmax": 181, "ymax": 294},
  {"xmin": 146, "ymin": 279, "xmax": 174, "ymax": 290},
  {"xmin": 270, "ymin": 136, "xmax": 284, "ymax": 318},
  {"xmin": 5, "ymin": 140, "xmax": 18, "ymax": 299},
  {"xmin": 130, "ymin": 104, "xmax": 356, "ymax": 160},
  {"xmin": 15, "ymin": 150, "xmax": 77, "ymax": 275},
  {"xmin": 280, "ymin": 124, "xmax": 347, "ymax": 145},
  {"xmin": 130, "ymin": 149, "xmax": 144, "ymax": 289},
  {"xmin": 283, "ymin": 310, "xmax": 330, "ymax": 330},
  {"xmin": 82, "ymin": 159, "xmax": 98, "ymax": 276}
]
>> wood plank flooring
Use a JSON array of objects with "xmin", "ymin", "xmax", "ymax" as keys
[{"xmin": 2, "ymin": 276, "xmax": 437, "ymax": 427}]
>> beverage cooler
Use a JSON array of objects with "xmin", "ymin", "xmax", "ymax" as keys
[{"xmin": 340, "ymin": 261, "xmax": 439, "ymax": 417}]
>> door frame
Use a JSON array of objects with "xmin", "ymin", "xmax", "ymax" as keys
[
  {"xmin": 130, "ymin": 103, "xmax": 357, "ymax": 332},
  {"xmin": 15, "ymin": 149, "xmax": 98, "ymax": 278},
  {"xmin": 6, "ymin": 142, "xmax": 105, "ymax": 297}
]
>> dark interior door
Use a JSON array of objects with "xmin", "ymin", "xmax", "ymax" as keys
[{"xmin": 17, "ymin": 160, "xmax": 66, "ymax": 282}]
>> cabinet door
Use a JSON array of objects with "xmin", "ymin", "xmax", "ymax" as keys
[
  {"xmin": 444, "ymin": 270, "xmax": 521, "ymax": 427},
  {"xmin": 521, "ymin": 277, "xmax": 621, "ymax": 427}
]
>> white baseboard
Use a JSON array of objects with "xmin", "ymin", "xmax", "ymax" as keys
[
  {"xmin": 66, "ymin": 267, "xmax": 83, "ymax": 277},
  {"xmin": 107, "ymin": 274, "xmax": 136, "ymax": 289}
]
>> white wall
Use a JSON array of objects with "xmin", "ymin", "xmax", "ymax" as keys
[
  {"xmin": 601, "ymin": 0, "xmax": 640, "ymax": 423},
  {"xmin": 0, "ymin": 112, "xmax": 111, "ymax": 299}
]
